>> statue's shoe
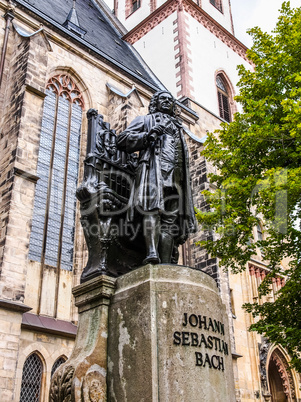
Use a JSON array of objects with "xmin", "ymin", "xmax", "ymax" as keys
[{"xmin": 143, "ymin": 255, "xmax": 161, "ymax": 265}]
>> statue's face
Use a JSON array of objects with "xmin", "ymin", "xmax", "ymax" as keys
[{"xmin": 157, "ymin": 92, "xmax": 174, "ymax": 115}]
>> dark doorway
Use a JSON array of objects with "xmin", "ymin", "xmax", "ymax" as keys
[{"xmin": 268, "ymin": 358, "xmax": 287, "ymax": 402}]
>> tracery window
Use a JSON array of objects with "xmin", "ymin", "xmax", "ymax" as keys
[
  {"xmin": 29, "ymin": 74, "xmax": 84, "ymax": 271},
  {"xmin": 20, "ymin": 353, "xmax": 43, "ymax": 402},
  {"xmin": 51, "ymin": 356, "xmax": 67, "ymax": 378},
  {"xmin": 216, "ymin": 74, "xmax": 231, "ymax": 122},
  {"xmin": 210, "ymin": 0, "xmax": 223, "ymax": 13}
]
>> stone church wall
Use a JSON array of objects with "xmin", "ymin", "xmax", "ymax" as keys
[{"xmin": 0, "ymin": 5, "xmax": 154, "ymax": 399}]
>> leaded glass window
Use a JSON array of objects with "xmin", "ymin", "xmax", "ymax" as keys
[
  {"xmin": 29, "ymin": 75, "xmax": 84, "ymax": 271},
  {"xmin": 51, "ymin": 356, "xmax": 66, "ymax": 378},
  {"xmin": 20, "ymin": 353, "xmax": 43, "ymax": 402}
]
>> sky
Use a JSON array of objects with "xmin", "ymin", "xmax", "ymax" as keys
[{"xmin": 230, "ymin": 0, "xmax": 301, "ymax": 48}]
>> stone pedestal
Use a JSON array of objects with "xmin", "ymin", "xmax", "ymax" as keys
[
  {"xmin": 107, "ymin": 264, "xmax": 235, "ymax": 402},
  {"xmin": 49, "ymin": 275, "xmax": 115, "ymax": 402}
]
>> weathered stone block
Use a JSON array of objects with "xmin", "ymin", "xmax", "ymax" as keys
[
  {"xmin": 107, "ymin": 264, "xmax": 235, "ymax": 402},
  {"xmin": 49, "ymin": 275, "xmax": 116, "ymax": 402}
]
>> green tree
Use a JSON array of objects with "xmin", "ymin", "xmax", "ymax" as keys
[{"xmin": 196, "ymin": 1, "xmax": 301, "ymax": 371}]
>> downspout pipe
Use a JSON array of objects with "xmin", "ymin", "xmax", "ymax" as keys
[{"xmin": 0, "ymin": 8, "xmax": 15, "ymax": 89}]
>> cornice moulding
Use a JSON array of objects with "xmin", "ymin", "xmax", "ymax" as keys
[{"xmin": 0, "ymin": 299, "xmax": 32, "ymax": 313}]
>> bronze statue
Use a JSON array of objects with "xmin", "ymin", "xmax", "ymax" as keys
[
  {"xmin": 117, "ymin": 90, "xmax": 196, "ymax": 264},
  {"xmin": 76, "ymin": 92, "xmax": 196, "ymax": 282}
]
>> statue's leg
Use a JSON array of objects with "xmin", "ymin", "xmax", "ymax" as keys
[
  {"xmin": 158, "ymin": 231, "xmax": 174, "ymax": 263},
  {"xmin": 143, "ymin": 212, "xmax": 161, "ymax": 264},
  {"xmin": 159, "ymin": 190, "xmax": 179, "ymax": 263}
]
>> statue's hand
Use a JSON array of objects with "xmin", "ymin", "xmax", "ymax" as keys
[
  {"xmin": 177, "ymin": 234, "xmax": 188, "ymax": 245},
  {"xmin": 148, "ymin": 124, "xmax": 165, "ymax": 142}
]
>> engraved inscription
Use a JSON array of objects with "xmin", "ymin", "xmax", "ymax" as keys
[{"xmin": 173, "ymin": 313, "xmax": 228, "ymax": 370}]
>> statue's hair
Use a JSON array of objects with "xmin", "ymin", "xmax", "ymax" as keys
[{"xmin": 148, "ymin": 90, "xmax": 176, "ymax": 116}]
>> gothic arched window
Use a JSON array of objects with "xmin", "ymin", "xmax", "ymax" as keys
[
  {"xmin": 216, "ymin": 74, "xmax": 231, "ymax": 122},
  {"xmin": 51, "ymin": 356, "xmax": 67, "ymax": 378},
  {"xmin": 29, "ymin": 74, "xmax": 84, "ymax": 271},
  {"xmin": 20, "ymin": 353, "xmax": 43, "ymax": 402}
]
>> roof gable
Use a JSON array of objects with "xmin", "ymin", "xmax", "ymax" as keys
[{"xmin": 15, "ymin": 0, "xmax": 164, "ymax": 90}]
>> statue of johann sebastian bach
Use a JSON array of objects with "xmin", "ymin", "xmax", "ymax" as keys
[{"xmin": 117, "ymin": 90, "xmax": 197, "ymax": 264}]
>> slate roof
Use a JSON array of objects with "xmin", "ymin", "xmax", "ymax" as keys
[
  {"xmin": 14, "ymin": 0, "xmax": 164, "ymax": 91},
  {"xmin": 22, "ymin": 313, "xmax": 77, "ymax": 338}
]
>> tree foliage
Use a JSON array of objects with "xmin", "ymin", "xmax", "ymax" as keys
[{"xmin": 196, "ymin": 2, "xmax": 301, "ymax": 372}]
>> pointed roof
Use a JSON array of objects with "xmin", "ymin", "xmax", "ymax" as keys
[
  {"xmin": 65, "ymin": 1, "xmax": 80, "ymax": 27},
  {"xmin": 63, "ymin": 0, "xmax": 87, "ymax": 37},
  {"xmin": 14, "ymin": 0, "xmax": 164, "ymax": 91}
]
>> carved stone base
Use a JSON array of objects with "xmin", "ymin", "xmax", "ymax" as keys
[
  {"xmin": 50, "ymin": 265, "xmax": 236, "ymax": 401},
  {"xmin": 107, "ymin": 264, "xmax": 236, "ymax": 401},
  {"xmin": 49, "ymin": 275, "xmax": 116, "ymax": 402}
]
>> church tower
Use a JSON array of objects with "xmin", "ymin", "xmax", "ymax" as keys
[{"xmin": 109, "ymin": 0, "xmax": 251, "ymax": 122}]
